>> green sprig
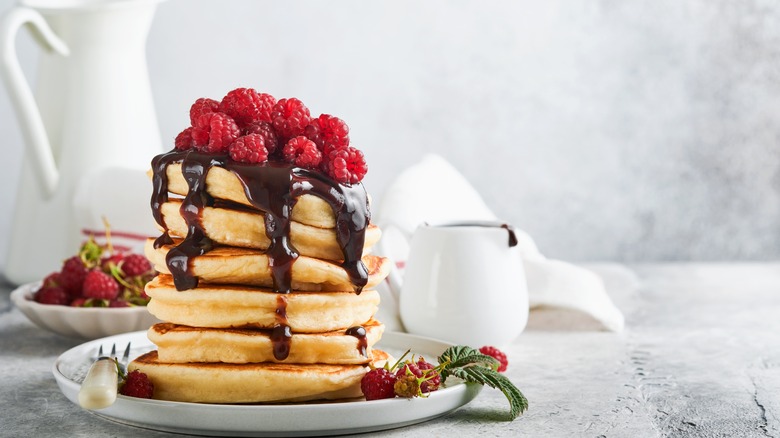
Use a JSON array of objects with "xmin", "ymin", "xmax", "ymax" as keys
[{"xmin": 437, "ymin": 345, "xmax": 528, "ymax": 420}]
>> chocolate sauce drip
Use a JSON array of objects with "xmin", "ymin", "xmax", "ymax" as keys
[
  {"xmin": 149, "ymin": 149, "xmax": 371, "ymax": 294},
  {"xmin": 162, "ymin": 152, "xmax": 220, "ymax": 290},
  {"xmin": 270, "ymin": 324, "xmax": 292, "ymax": 361},
  {"xmin": 501, "ymin": 224, "xmax": 518, "ymax": 247},
  {"xmin": 345, "ymin": 326, "xmax": 367, "ymax": 356}
]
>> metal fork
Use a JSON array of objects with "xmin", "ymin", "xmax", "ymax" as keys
[{"xmin": 78, "ymin": 342, "xmax": 131, "ymax": 410}]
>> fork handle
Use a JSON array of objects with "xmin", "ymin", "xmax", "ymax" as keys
[{"xmin": 78, "ymin": 358, "xmax": 119, "ymax": 410}]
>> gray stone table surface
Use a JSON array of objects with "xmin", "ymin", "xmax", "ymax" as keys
[{"xmin": 1, "ymin": 263, "xmax": 779, "ymax": 437}]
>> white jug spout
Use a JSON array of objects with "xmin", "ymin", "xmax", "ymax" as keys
[{"xmin": 0, "ymin": 6, "xmax": 69, "ymax": 197}]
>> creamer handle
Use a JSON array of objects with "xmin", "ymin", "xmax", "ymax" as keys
[{"xmin": 0, "ymin": 6, "xmax": 68, "ymax": 198}]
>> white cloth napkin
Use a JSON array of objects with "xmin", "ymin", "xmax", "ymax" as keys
[{"xmin": 373, "ymin": 154, "xmax": 625, "ymax": 332}]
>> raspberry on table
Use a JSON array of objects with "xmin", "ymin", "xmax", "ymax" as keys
[
  {"xmin": 325, "ymin": 146, "xmax": 367, "ymax": 184},
  {"xmin": 82, "ymin": 270, "xmax": 120, "ymax": 300},
  {"xmin": 282, "ymin": 136, "xmax": 322, "ymax": 169},
  {"xmin": 361, "ymin": 367, "xmax": 397, "ymax": 401},
  {"xmin": 305, "ymin": 114, "xmax": 349, "ymax": 155},
  {"xmin": 271, "ymin": 98, "xmax": 311, "ymax": 140},
  {"xmin": 479, "ymin": 345, "xmax": 508, "ymax": 372},
  {"xmin": 243, "ymin": 121, "xmax": 280, "ymax": 155},
  {"xmin": 120, "ymin": 370, "xmax": 154, "ymax": 399},
  {"xmin": 121, "ymin": 254, "xmax": 152, "ymax": 277},
  {"xmin": 174, "ymin": 127, "xmax": 195, "ymax": 150},
  {"xmin": 189, "ymin": 98, "xmax": 220, "ymax": 126},
  {"xmin": 60, "ymin": 256, "xmax": 88, "ymax": 297},
  {"xmin": 229, "ymin": 134, "xmax": 269, "ymax": 164},
  {"xmin": 192, "ymin": 112, "xmax": 241, "ymax": 153},
  {"xmin": 220, "ymin": 88, "xmax": 276, "ymax": 127},
  {"xmin": 34, "ymin": 287, "xmax": 70, "ymax": 306}
]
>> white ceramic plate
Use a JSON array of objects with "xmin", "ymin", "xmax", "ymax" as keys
[
  {"xmin": 53, "ymin": 330, "xmax": 482, "ymax": 437},
  {"xmin": 11, "ymin": 282, "xmax": 160, "ymax": 339}
]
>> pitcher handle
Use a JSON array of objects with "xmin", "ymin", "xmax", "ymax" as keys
[{"xmin": 0, "ymin": 6, "xmax": 68, "ymax": 198}]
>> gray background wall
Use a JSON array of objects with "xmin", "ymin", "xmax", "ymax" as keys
[{"xmin": 1, "ymin": 0, "xmax": 778, "ymax": 265}]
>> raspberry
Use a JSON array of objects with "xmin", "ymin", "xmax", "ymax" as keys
[
  {"xmin": 243, "ymin": 121, "xmax": 280, "ymax": 154},
  {"xmin": 271, "ymin": 98, "xmax": 311, "ymax": 140},
  {"xmin": 34, "ymin": 287, "xmax": 70, "ymax": 305},
  {"xmin": 42, "ymin": 272, "xmax": 61, "ymax": 288},
  {"xmin": 121, "ymin": 254, "xmax": 152, "ymax": 277},
  {"xmin": 60, "ymin": 256, "xmax": 88, "ymax": 296},
  {"xmin": 101, "ymin": 253, "xmax": 125, "ymax": 271},
  {"xmin": 219, "ymin": 88, "xmax": 276, "ymax": 127},
  {"xmin": 304, "ymin": 114, "xmax": 349, "ymax": 155},
  {"xmin": 174, "ymin": 127, "xmax": 195, "ymax": 150},
  {"xmin": 109, "ymin": 299, "xmax": 130, "ymax": 308},
  {"xmin": 325, "ymin": 146, "xmax": 367, "ymax": 184},
  {"xmin": 229, "ymin": 134, "xmax": 269, "ymax": 164},
  {"xmin": 192, "ymin": 112, "xmax": 241, "ymax": 153},
  {"xmin": 479, "ymin": 346, "xmax": 508, "ymax": 372},
  {"xmin": 395, "ymin": 359, "xmax": 440, "ymax": 394},
  {"xmin": 282, "ymin": 136, "xmax": 322, "ymax": 169},
  {"xmin": 70, "ymin": 297, "xmax": 88, "ymax": 307},
  {"xmin": 361, "ymin": 368, "xmax": 397, "ymax": 401},
  {"xmin": 82, "ymin": 270, "xmax": 120, "ymax": 300},
  {"xmin": 120, "ymin": 370, "xmax": 154, "ymax": 399},
  {"xmin": 414, "ymin": 357, "xmax": 441, "ymax": 392},
  {"xmin": 394, "ymin": 372, "xmax": 422, "ymax": 398},
  {"xmin": 189, "ymin": 97, "xmax": 219, "ymax": 126}
]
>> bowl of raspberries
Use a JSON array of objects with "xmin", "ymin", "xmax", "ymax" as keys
[{"xmin": 10, "ymin": 236, "xmax": 160, "ymax": 339}]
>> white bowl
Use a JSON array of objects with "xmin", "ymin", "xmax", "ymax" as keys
[{"xmin": 10, "ymin": 282, "xmax": 160, "ymax": 339}]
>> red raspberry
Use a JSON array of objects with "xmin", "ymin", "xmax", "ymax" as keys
[
  {"xmin": 109, "ymin": 299, "xmax": 130, "ymax": 308},
  {"xmin": 120, "ymin": 370, "xmax": 154, "ymax": 399},
  {"xmin": 33, "ymin": 287, "xmax": 70, "ymax": 305},
  {"xmin": 174, "ymin": 127, "xmax": 195, "ymax": 150},
  {"xmin": 42, "ymin": 272, "xmax": 61, "ymax": 288},
  {"xmin": 282, "ymin": 136, "xmax": 322, "ymax": 169},
  {"xmin": 189, "ymin": 97, "xmax": 219, "ymax": 126},
  {"xmin": 229, "ymin": 134, "xmax": 269, "ymax": 164},
  {"xmin": 304, "ymin": 114, "xmax": 349, "ymax": 155},
  {"xmin": 121, "ymin": 254, "xmax": 152, "ymax": 277},
  {"xmin": 192, "ymin": 112, "xmax": 241, "ymax": 153},
  {"xmin": 325, "ymin": 146, "xmax": 367, "ymax": 184},
  {"xmin": 271, "ymin": 98, "xmax": 311, "ymax": 140},
  {"xmin": 243, "ymin": 121, "xmax": 280, "ymax": 154},
  {"xmin": 361, "ymin": 368, "xmax": 397, "ymax": 401},
  {"xmin": 60, "ymin": 256, "xmax": 88, "ymax": 297},
  {"xmin": 70, "ymin": 297, "xmax": 88, "ymax": 307},
  {"xmin": 82, "ymin": 270, "xmax": 120, "ymax": 300},
  {"xmin": 219, "ymin": 88, "xmax": 276, "ymax": 127},
  {"xmin": 395, "ymin": 359, "xmax": 440, "ymax": 394},
  {"xmin": 479, "ymin": 345, "xmax": 508, "ymax": 372}
]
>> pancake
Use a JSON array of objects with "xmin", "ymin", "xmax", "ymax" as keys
[
  {"xmin": 149, "ymin": 320, "xmax": 384, "ymax": 364},
  {"xmin": 145, "ymin": 239, "xmax": 390, "ymax": 292},
  {"xmin": 128, "ymin": 349, "xmax": 390, "ymax": 403},
  {"xmin": 157, "ymin": 200, "xmax": 381, "ymax": 260},
  {"xmin": 163, "ymin": 163, "xmax": 361, "ymax": 229},
  {"xmin": 145, "ymin": 275, "xmax": 380, "ymax": 332}
]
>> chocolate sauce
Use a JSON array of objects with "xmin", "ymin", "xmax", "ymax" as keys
[
  {"xmin": 270, "ymin": 324, "xmax": 292, "ymax": 361},
  {"xmin": 149, "ymin": 149, "xmax": 371, "ymax": 293},
  {"xmin": 501, "ymin": 224, "xmax": 518, "ymax": 247},
  {"xmin": 345, "ymin": 326, "xmax": 367, "ymax": 356}
]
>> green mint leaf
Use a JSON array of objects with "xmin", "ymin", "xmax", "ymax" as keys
[
  {"xmin": 446, "ymin": 365, "xmax": 528, "ymax": 419},
  {"xmin": 438, "ymin": 346, "xmax": 500, "ymax": 379}
]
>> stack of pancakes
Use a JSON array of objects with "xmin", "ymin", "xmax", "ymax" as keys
[{"xmin": 129, "ymin": 152, "xmax": 391, "ymax": 403}]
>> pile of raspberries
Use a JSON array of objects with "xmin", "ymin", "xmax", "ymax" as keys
[{"xmin": 174, "ymin": 88, "xmax": 368, "ymax": 184}]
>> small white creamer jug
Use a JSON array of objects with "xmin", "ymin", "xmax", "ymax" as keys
[
  {"xmin": 398, "ymin": 221, "xmax": 529, "ymax": 347},
  {"xmin": 1, "ymin": 0, "xmax": 164, "ymax": 284}
]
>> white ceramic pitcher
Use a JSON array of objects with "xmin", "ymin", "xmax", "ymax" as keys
[
  {"xmin": 396, "ymin": 221, "xmax": 529, "ymax": 347},
  {"xmin": 1, "ymin": 0, "xmax": 164, "ymax": 284}
]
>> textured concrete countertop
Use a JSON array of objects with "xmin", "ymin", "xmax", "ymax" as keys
[{"xmin": 1, "ymin": 263, "xmax": 778, "ymax": 437}]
